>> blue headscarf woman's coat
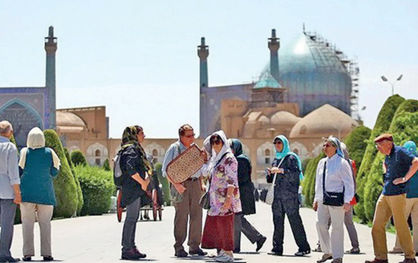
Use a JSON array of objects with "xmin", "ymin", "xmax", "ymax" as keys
[{"xmin": 273, "ymin": 135, "xmax": 304, "ymax": 180}]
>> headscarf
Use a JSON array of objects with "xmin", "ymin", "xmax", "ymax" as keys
[
  {"xmin": 273, "ymin": 135, "xmax": 303, "ymax": 180},
  {"xmin": 403, "ymin": 141, "xmax": 417, "ymax": 156},
  {"xmin": 204, "ymin": 130, "xmax": 233, "ymax": 173},
  {"xmin": 230, "ymin": 138, "xmax": 250, "ymax": 161},
  {"xmin": 19, "ymin": 127, "xmax": 60, "ymax": 170},
  {"xmin": 340, "ymin": 142, "xmax": 350, "ymax": 160},
  {"xmin": 326, "ymin": 136, "xmax": 344, "ymax": 158},
  {"xmin": 121, "ymin": 126, "xmax": 152, "ymax": 175}
]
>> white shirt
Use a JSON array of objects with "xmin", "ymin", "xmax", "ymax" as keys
[{"xmin": 314, "ymin": 154, "xmax": 355, "ymax": 204}]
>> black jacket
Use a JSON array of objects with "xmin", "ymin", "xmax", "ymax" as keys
[
  {"xmin": 266, "ymin": 155, "xmax": 300, "ymax": 200},
  {"xmin": 119, "ymin": 145, "xmax": 147, "ymax": 207}
]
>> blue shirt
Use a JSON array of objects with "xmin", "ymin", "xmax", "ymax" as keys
[
  {"xmin": 0, "ymin": 136, "xmax": 20, "ymax": 199},
  {"xmin": 383, "ymin": 145, "xmax": 415, "ymax": 196},
  {"xmin": 20, "ymin": 147, "xmax": 58, "ymax": 205}
]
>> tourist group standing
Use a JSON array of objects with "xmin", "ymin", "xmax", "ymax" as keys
[{"xmin": 2, "ymin": 117, "xmax": 418, "ymax": 263}]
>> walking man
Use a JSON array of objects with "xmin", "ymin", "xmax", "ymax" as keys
[
  {"xmin": 0, "ymin": 121, "xmax": 21, "ymax": 263},
  {"xmin": 365, "ymin": 134, "xmax": 418, "ymax": 263},
  {"xmin": 162, "ymin": 124, "xmax": 207, "ymax": 257}
]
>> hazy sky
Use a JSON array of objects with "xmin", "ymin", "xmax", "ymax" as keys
[{"xmin": 1, "ymin": 1, "xmax": 417, "ymax": 138}]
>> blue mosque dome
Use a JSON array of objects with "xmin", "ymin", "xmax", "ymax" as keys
[{"xmin": 261, "ymin": 32, "xmax": 353, "ymax": 116}]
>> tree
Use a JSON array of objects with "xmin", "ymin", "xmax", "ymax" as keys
[
  {"xmin": 355, "ymin": 94, "xmax": 405, "ymax": 222},
  {"xmin": 344, "ymin": 125, "xmax": 371, "ymax": 168},
  {"xmin": 103, "ymin": 159, "xmax": 111, "ymax": 171},
  {"xmin": 64, "ymin": 148, "xmax": 84, "ymax": 216},
  {"xmin": 302, "ymin": 153, "xmax": 325, "ymax": 207},
  {"xmin": 44, "ymin": 129, "xmax": 78, "ymax": 218},
  {"xmin": 154, "ymin": 163, "xmax": 171, "ymax": 206},
  {"xmin": 71, "ymin": 150, "xmax": 87, "ymax": 166}
]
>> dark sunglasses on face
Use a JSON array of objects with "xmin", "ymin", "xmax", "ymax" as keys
[
  {"xmin": 210, "ymin": 136, "xmax": 222, "ymax": 145},
  {"xmin": 273, "ymin": 140, "xmax": 282, "ymax": 145},
  {"xmin": 323, "ymin": 143, "xmax": 332, "ymax": 148}
]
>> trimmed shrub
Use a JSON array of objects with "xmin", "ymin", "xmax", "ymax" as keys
[
  {"xmin": 155, "ymin": 163, "xmax": 171, "ymax": 206},
  {"xmin": 64, "ymin": 148, "xmax": 84, "ymax": 216},
  {"xmin": 302, "ymin": 153, "xmax": 325, "ymax": 207},
  {"xmin": 71, "ymin": 150, "xmax": 87, "ymax": 166},
  {"xmin": 75, "ymin": 165, "xmax": 115, "ymax": 215},
  {"xmin": 363, "ymin": 99, "xmax": 418, "ymax": 221},
  {"xmin": 344, "ymin": 125, "xmax": 371, "ymax": 168},
  {"xmin": 44, "ymin": 129, "xmax": 78, "ymax": 218},
  {"xmin": 103, "ymin": 159, "xmax": 111, "ymax": 171},
  {"xmin": 355, "ymin": 95, "xmax": 405, "ymax": 222}
]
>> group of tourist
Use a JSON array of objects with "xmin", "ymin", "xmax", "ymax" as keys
[
  {"xmin": 1, "ymin": 119, "xmax": 418, "ymax": 263},
  {"xmin": 0, "ymin": 121, "xmax": 59, "ymax": 262}
]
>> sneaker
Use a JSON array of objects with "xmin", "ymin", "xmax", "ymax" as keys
[
  {"xmin": 331, "ymin": 258, "xmax": 342, "ymax": 263},
  {"xmin": 268, "ymin": 248, "xmax": 282, "ymax": 256},
  {"xmin": 0, "ymin": 257, "xmax": 20, "ymax": 263},
  {"xmin": 215, "ymin": 254, "xmax": 233, "ymax": 262},
  {"xmin": 313, "ymin": 244, "xmax": 322, "ymax": 252},
  {"xmin": 133, "ymin": 247, "xmax": 146, "ymax": 259},
  {"xmin": 174, "ymin": 249, "xmax": 188, "ymax": 258},
  {"xmin": 295, "ymin": 249, "xmax": 311, "ymax": 256},
  {"xmin": 22, "ymin": 256, "xmax": 31, "ymax": 262},
  {"xmin": 122, "ymin": 248, "xmax": 141, "ymax": 260},
  {"xmin": 345, "ymin": 247, "xmax": 360, "ymax": 254},
  {"xmin": 399, "ymin": 259, "xmax": 417, "ymax": 263},
  {"xmin": 256, "ymin": 236, "xmax": 267, "ymax": 252},
  {"xmin": 317, "ymin": 253, "xmax": 333, "ymax": 263},
  {"xmin": 43, "ymin": 256, "xmax": 54, "ymax": 261},
  {"xmin": 364, "ymin": 259, "xmax": 388, "ymax": 263},
  {"xmin": 189, "ymin": 248, "xmax": 207, "ymax": 256}
]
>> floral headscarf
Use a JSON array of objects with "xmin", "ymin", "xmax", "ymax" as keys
[{"xmin": 121, "ymin": 126, "xmax": 152, "ymax": 175}]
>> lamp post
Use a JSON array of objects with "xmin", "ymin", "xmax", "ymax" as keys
[{"xmin": 381, "ymin": 74, "xmax": 403, "ymax": 95}]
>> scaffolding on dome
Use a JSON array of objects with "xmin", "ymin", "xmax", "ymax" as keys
[{"xmin": 303, "ymin": 29, "xmax": 360, "ymax": 120}]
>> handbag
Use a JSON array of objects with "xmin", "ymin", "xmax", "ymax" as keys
[
  {"xmin": 199, "ymin": 152, "xmax": 229, "ymax": 210},
  {"xmin": 322, "ymin": 161, "xmax": 344, "ymax": 206},
  {"xmin": 265, "ymin": 156, "xmax": 287, "ymax": 205}
]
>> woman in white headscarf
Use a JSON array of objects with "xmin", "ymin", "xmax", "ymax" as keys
[
  {"xmin": 201, "ymin": 130, "xmax": 242, "ymax": 262},
  {"xmin": 19, "ymin": 127, "xmax": 60, "ymax": 262}
]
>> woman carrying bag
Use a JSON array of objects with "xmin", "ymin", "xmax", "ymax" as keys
[
  {"xmin": 266, "ymin": 135, "xmax": 310, "ymax": 257},
  {"xmin": 201, "ymin": 130, "xmax": 241, "ymax": 263}
]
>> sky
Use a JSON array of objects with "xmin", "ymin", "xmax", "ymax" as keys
[{"xmin": 0, "ymin": 0, "xmax": 417, "ymax": 138}]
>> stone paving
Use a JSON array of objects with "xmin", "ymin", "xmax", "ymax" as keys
[{"xmin": 8, "ymin": 202, "xmax": 407, "ymax": 263}]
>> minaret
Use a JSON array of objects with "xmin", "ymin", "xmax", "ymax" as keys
[
  {"xmin": 44, "ymin": 26, "xmax": 57, "ymax": 129},
  {"xmin": 198, "ymin": 37, "xmax": 209, "ymax": 137},
  {"xmin": 198, "ymin": 37, "xmax": 209, "ymax": 89},
  {"xmin": 268, "ymin": 29, "xmax": 280, "ymax": 82}
]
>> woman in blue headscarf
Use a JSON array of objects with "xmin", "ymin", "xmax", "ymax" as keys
[{"xmin": 266, "ymin": 135, "xmax": 311, "ymax": 256}]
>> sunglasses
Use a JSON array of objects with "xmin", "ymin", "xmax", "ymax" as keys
[
  {"xmin": 273, "ymin": 140, "xmax": 282, "ymax": 145},
  {"xmin": 183, "ymin": 133, "xmax": 195, "ymax": 138},
  {"xmin": 323, "ymin": 143, "xmax": 333, "ymax": 148}
]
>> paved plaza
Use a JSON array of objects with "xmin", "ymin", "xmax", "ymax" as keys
[{"xmin": 8, "ymin": 202, "xmax": 406, "ymax": 263}]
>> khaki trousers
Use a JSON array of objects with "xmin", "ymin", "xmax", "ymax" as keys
[
  {"xmin": 173, "ymin": 179, "xmax": 203, "ymax": 252},
  {"xmin": 393, "ymin": 197, "xmax": 418, "ymax": 252},
  {"xmin": 372, "ymin": 194, "xmax": 415, "ymax": 259},
  {"xmin": 20, "ymin": 202, "xmax": 54, "ymax": 257}
]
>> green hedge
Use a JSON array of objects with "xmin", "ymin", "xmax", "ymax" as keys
[
  {"xmin": 64, "ymin": 148, "xmax": 84, "ymax": 216},
  {"xmin": 103, "ymin": 159, "xmax": 111, "ymax": 171},
  {"xmin": 344, "ymin": 125, "xmax": 371, "ymax": 168},
  {"xmin": 355, "ymin": 95, "xmax": 405, "ymax": 222},
  {"xmin": 155, "ymin": 163, "xmax": 171, "ymax": 206},
  {"xmin": 71, "ymin": 150, "xmax": 87, "ymax": 166},
  {"xmin": 44, "ymin": 130, "xmax": 78, "ymax": 218},
  {"xmin": 75, "ymin": 165, "xmax": 115, "ymax": 215},
  {"xmin": 363, "ymin": 99, "xmax": 418, "ymax": 221},
  {"xmin": 302, "ymin": 153, "xmax": 325, "ymax": 207}
]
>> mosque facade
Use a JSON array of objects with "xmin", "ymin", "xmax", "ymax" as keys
[{"xmin": 0, "ymin": 27, "xmax": 360, "ymax": 184}]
